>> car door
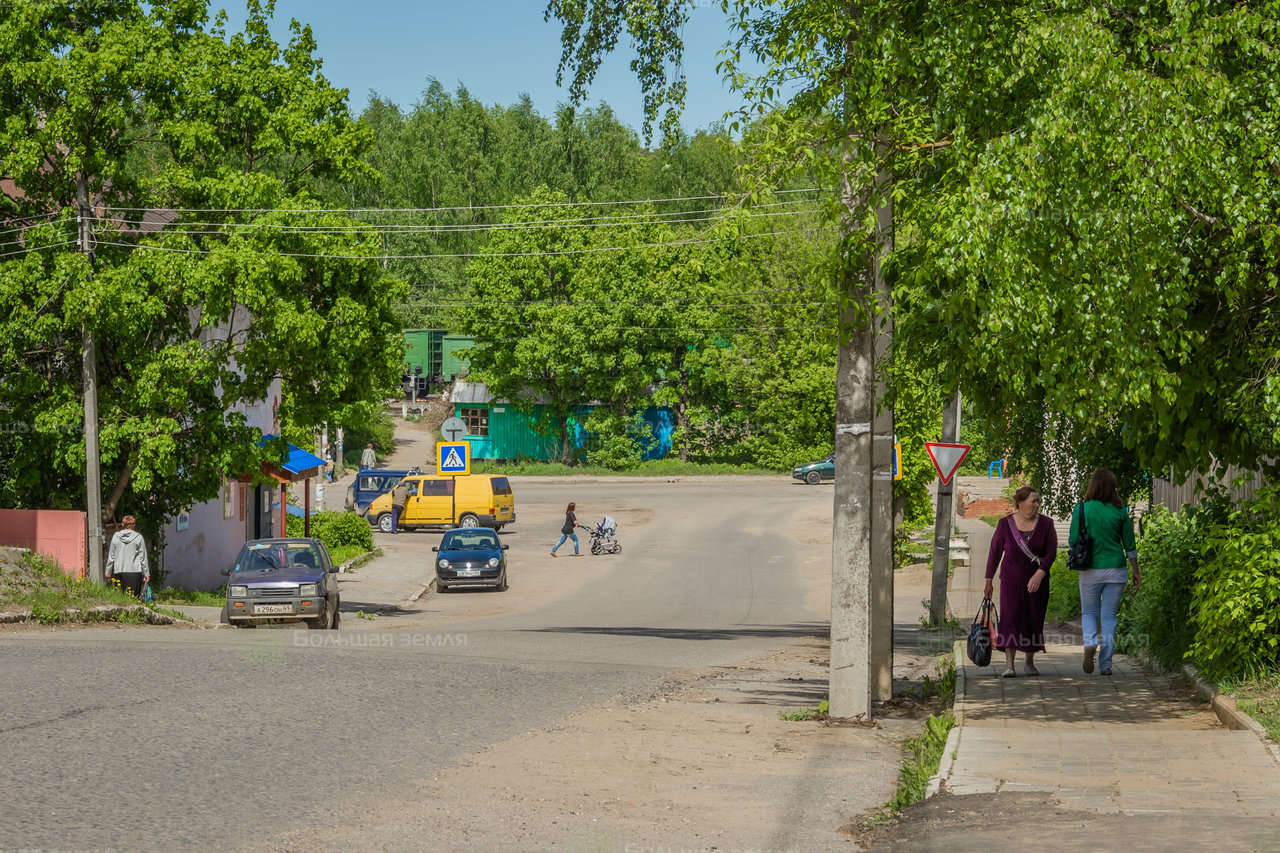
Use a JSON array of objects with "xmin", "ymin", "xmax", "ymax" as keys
[{"xmin": 414, "ymin": 478, "xmax": 455, "ymax": 525}]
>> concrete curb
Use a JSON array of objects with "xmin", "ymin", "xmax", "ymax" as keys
[
  {"xmin": 399, "ymin": 577, "xmax": 436, "ymax": 609},
  {"xmin": 1180, "ymin": 663, "xmax": 1280, "ymax": 766},
  {"xmin": 924, "ymin": 641, "xmax": 967, "ymax": 798},
  {"xmin": 0, "ymin": 605, "xmax": 186, "ymax": 626},
  {"xmin": 926, "ymin": 726, "xmax": 962, "ymax": 798},
  {"xmin": 338, "ymin": 548, "xmax": 382, "ymax": 574}
]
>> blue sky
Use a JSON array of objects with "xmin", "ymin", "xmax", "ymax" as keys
[{"xmin": 220, "ymin": 1, "xmax": 755, "ymax": 139}]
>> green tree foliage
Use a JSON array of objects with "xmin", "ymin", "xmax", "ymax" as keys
[
  {"xmin": 0, "ymin": 1, "xmax": 404, "ymax": 530},
  {"xmin": 899, "ymin": 2, "xmax": 1280, "ymax": 486}
]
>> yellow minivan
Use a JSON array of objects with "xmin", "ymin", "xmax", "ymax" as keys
[{"xmin": 366, "ymin": 474, "xmax": 516, "ymax": 533}]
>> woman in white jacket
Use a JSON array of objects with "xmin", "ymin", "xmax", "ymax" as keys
[{"xmin": 106, "ymin": 515, "xmax": 150, "ymax": 598}]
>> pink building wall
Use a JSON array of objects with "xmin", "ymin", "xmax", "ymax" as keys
[
  {"xmin": 161, "ymin": 360, "xmax": 281, "ymax": 590},
  {"xmin": 0, "ymin": 509, "xmax": 87, "ymax": 577}
]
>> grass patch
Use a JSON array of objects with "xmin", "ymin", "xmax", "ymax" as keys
[
  {"xmin": 469, "ymin": 459, "xmax": 778, "ymax": 476},
  {"xmin": 3, "ymin": 552, "xmax": 138, "ymax": 616},
  {"xmin": 902, "ymin": 656, "xmax": 957, "ymax": 704},
  {"xmin": 153, "ymin": 585, "xmax": 225, "ymax": 607},
  {"xmin": 884, "ymin": 710, "xmax": 957, "ymax": 812},
  {"xmin": 779, "ymin": 699, "xmax": 829, "ymax": 721},
  {"xmin": 1223, "ymin": 670, "xmax": 1280, "ymax": 743},
  {"xmin": 979, "ymin": 514, "xmax": 1003, "ymax": 528},
  {"xmin": 1, "ymin": 550, "xmax": 190, "ymax": 624},
  {"xmin": 329, "ymin": 544, "xmax": 371, "ymax": 567}
]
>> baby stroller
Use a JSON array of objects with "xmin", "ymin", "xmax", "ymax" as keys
[{"xmin": 584, "ymin": 515, "xmax": 622, "ymax": 555}]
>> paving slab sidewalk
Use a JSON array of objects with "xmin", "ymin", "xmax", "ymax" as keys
[{"xmin": 935, "ymin": 513, "xmax": 1280, "ymax": 818}]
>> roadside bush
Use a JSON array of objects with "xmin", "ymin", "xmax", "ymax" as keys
[
  {"xmin": 1115, "ymin": 506, "xmax": 1202, "ymax": 668},
  {"xmin": 1045, "ymin": 559, "xmax": 1081, "ymax": 624},
  {"xmin": 1188, "ymin": 485, "xmax": 1280, "ymax": 681},
  {"xmin": 286, "ymin": 510, "xmax": 374, "ymax": 554},
  {"xmin": 582, "ymin": 410, "xmax": 653, "ymax": 470}
]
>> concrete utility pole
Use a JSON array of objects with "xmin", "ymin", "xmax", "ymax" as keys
[
  {"xmin": 78, "ymin": 174, "xmax": 104, "ymax": 584},
  {"xmin": 929, "ymin": 390, "xmax": 962, "ymax": 624},
  {"xmin": 831, "ymin": 153, "xmax": 894, "ymax": 719},
  {"xmin": 869, "ymin": 169, "xmax": 895, "ymax": 702}
]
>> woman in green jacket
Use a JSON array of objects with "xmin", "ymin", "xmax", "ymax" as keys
[{"xmin": 1069, "ymin": 468, "xmax": 1142, "ymax": 675}]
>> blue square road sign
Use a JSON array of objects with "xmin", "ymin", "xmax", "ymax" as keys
[{"xmin": 437, "ymin": 441, "xmax": 470, "ymax": 475}]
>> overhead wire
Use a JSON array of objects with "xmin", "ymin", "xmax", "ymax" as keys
[
  {"xmin": 86, "ymin": 201, "xmax": 821, "ymax": 236},
  {"xmin": 95, "ymin": 186, "xmax": 825, "ymax": 215},
  {"xmin": 92, "ymin": 227, "xmax": 821, "ymax": 260},
  {"xmin": 87, "ymin": 194, "xmax": 819, "ymax": 229}
]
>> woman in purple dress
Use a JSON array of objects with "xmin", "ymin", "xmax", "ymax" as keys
[{"xmin": 983, "ymin": 486, "xmax": 1058, "ymax": 677}]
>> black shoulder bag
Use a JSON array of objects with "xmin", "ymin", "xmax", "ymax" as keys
[
  {"xmin": 1067, "ymin": 502, "xmax": 1093, "ymax": 571},
  {"xmin": 966, "ymin": 597, "xmax": 997, "ymax": 667}
]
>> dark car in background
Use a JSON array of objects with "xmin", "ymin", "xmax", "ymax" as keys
[
  {"xmin": 433, "ymin": 527, "xmax": 508, "ymax": 593},
  {"xmin": 346, "ymin": 467, "xmax": 420, "ymax": 515},
  {"xmin": 792, "ymin": 453, "xmax": 835, "ymax": 485},
  {"xmin": 222, "ymin": 538, "xmax": 340, "ymax": 628}
]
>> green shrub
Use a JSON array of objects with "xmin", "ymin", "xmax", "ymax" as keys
[
  {"xmin": 1189, "ymin": 485, "xmax": 1280, "ymax": 681},
  {"xmin": 286, "ymin": 510, "xmax": 374, "ymax": 554},
  {"xmin": 1045, "ymin": 562, "xmax": 1081, "ymax": 624},
  {"xmin": 1115, "ymin": 506, "xmax": 1203, "ymax": 668},
  {"xmin": 582, "ymin": 410, "xmax": 653, "ymax": 470}
]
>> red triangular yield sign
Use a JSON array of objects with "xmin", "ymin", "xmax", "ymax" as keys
[{"xmin": 925, "ymin": 442, "xmax": 971, "ymax": 485}]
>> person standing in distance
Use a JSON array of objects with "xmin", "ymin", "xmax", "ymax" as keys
[
  {"xmin": 360, "ymin": 443, "xmax": 377, "ymax": 469},
  {"xmin": 551, "ymin": 502, "xmax": 581, "ymax": 557},
  {"xmin": 106, "ymin": 515, "xmax": 150, "ymax": 598},
  {"xmin": 1071, "ymin": 468, "xmax": 1141, "ymax": 676}
]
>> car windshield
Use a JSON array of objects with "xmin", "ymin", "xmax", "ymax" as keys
[
  {"xmin": 440, "ymin": 531, "xmax": 499, "ymax": 550},
  {"xmin": 235, "ymin": 542, "xmax": 324, "ymax": 572}
]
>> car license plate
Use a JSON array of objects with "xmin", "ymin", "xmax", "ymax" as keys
[
  {"xmin": 457, "ymin": 568, "xmax": 481, "ymax": 577},
  {"xmin": 254, "ymin": 603, "xmax": 294, "ymax": 615}
]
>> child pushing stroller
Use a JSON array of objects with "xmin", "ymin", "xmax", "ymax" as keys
[{"xmin": 585, "ymin": 515, "xmax": 621, "ymax": 555}]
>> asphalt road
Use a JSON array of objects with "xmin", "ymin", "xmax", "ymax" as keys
[{"xmin": 0, "ymin": 476, "xmax": 834, "ymax": 852}]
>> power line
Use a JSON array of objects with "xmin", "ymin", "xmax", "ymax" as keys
[
  {"xmin": 397, "ymin": 286, "xmax": 829, "ymax": 306},
  {"xmin": 91, "ymin": 227, "xmax": 820, "ymax": 260},
  {"xmin": 86, "ymin": 201, "xmax": 819, "ymax": 236},
  {"xmin": 95, "ymin": 187, "xmax": 825, "ymax": 215},
  {"xmin": 0, "ymin": 239, "xmax": 77, "ymax": 259}
]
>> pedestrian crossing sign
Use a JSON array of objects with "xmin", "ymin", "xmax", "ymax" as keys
[{"xmin": 436, "ymin": 441, "xmax": 470, "ymax": 475}]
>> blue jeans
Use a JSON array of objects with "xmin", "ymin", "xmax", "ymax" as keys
[
  {"xmin": 391, "ymin": 505, "xmax": 404, "ymax": 534},
  {"xmin": 1079, "ymin": 579, "xmax": 1125, "ymax": 672},
  {"xmin": 552, "ymin": 532, "xmax": 578, "ymax": 554}
]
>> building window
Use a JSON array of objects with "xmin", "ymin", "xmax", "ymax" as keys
[{"xmin": 460, "ymin": 407, "xmax": 489, "ymax": 436}]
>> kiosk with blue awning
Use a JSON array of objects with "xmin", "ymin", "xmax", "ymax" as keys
[{"xmin": 253, "ymin": 435, "xmax": 327, "ymax": 537}]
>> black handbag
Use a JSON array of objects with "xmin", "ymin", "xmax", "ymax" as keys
[
  {"xmin": 1067, "ymin": 502, "xmax": 1094, "ymax": 571},
  {"xmin": 966, "ymin": 597, "xmax": 997, "ymax": 667}
]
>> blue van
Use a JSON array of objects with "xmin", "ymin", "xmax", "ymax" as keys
[{"xmin": 345, "ymin": 468, "xmax": 420, "ymax": 515}]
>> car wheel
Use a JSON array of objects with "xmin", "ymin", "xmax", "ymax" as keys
[
  {"xmin": 436, "ymin": 581, "xmax": 448, "ymax": 593},
  {"xmin": 377, "ymin": 512, "xmax": 394, "ymax": 533},
  {"xmin": 332, "ymin": 600, "xmax": 341, "ymax": 629},
  {"xmin": 805, "ymin": 470, "xmax": 822, "ymax": 485},
  {"xmin": 458, "ymin": 513, "xmax": 480, "ymax": 528},
  {"xmin": 309, "ymin": 608, "xmax": 330, "ymax": 629},
  {"xmin": 495, "ymin": 573, "xmax": 508, "ymax": 592}
]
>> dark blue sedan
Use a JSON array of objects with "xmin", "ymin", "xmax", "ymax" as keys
[{"xmin": 433, "ymin": 527, "xmax": 509, "ymax": 593}]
